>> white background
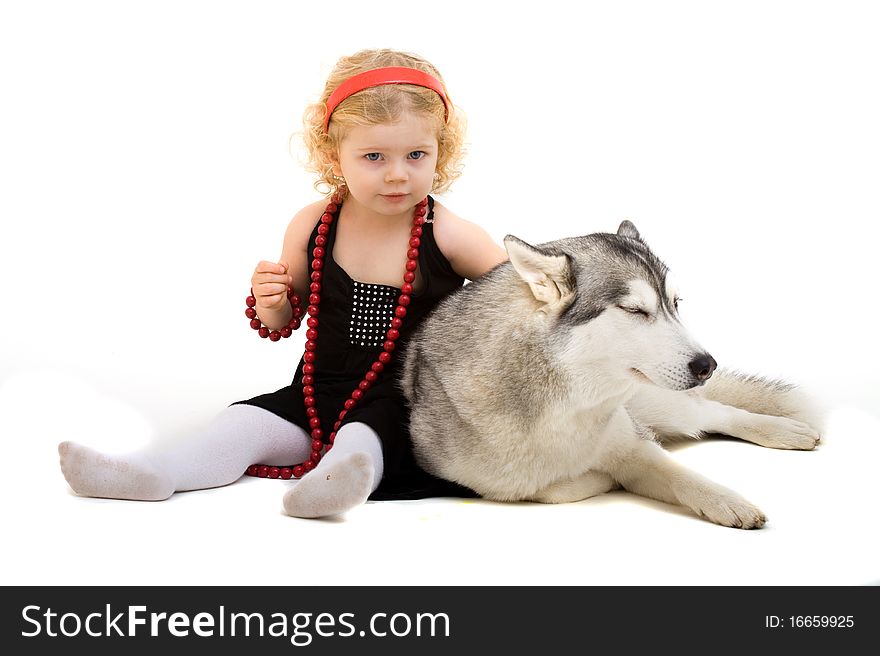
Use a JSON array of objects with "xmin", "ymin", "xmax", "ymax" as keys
[{"xmin": 1, "ymin": 0, "xmax": 878, "ymax": 586}]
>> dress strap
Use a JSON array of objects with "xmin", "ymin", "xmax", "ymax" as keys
[{"xmin": 425, "ymin": 195, "xmax": 435, "ymax": 223}]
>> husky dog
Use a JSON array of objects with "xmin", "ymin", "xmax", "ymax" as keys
[{"xmin": 401, "ymin": 221, "xmax": 823, "ymax": 529}]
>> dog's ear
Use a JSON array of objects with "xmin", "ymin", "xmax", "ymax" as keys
[
  {"xmin": 504, "ymin": 235, "xmax": 574, "ymax": 310},
  {"xmin": 617, "ymin": 220, "xmax": 643, "ymax": 241}
]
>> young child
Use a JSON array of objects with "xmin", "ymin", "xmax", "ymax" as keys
[{"xmin": 58, "ymin": 48, "xmax": 507, "ymax": 518}]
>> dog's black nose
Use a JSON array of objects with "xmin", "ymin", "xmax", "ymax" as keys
[{"xmin": 688, "ymin": 354, "xmax": 717, "ymax": 382}]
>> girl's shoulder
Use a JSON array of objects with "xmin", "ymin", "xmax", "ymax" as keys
[{"xmin": 431, "ymin": 200, "xmax": 508, "ymax": 281}]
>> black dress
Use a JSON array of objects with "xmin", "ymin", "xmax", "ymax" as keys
[{"xmin": 233, "ymin": 197, "xmax": 478, "ymax": 500}]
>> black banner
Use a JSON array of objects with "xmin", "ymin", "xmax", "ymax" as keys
[{"xmin": 2, "ymin": 586, "xmax": 876, "ymax": 653}]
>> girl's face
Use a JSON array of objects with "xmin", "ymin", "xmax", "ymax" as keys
[{"xmin": 332, "ymin": 111, "xmax": 439, "ymax": 217}]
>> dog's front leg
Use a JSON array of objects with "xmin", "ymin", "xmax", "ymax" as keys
[
  {"xmin": 597, "ymin": 410, "xmax": 767, "ymax": 529},
  {"xmin": 627, "ymin": 384, "xmax": 820, "ymax": 450}
]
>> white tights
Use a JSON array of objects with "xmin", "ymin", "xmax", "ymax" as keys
[{"xmin": 58, "ymin": 404, "xmax": 384, "ymax": 517}]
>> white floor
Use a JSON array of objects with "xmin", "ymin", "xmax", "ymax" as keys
[{"xmin": 2, "ymin": 369, "xmax": 877, "ymax": 587}]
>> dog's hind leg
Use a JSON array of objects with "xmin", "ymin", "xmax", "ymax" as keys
[
  {"xmin": 626, "ymin": 384, "xmax": 820, "ymax": 450},
  {"xmin": 598, "ymin": 411, "xmax": 766, "ymax": 528},
  {"xmin": 528, "ymin": 471, "xmax": 618, "ymax": 504}
]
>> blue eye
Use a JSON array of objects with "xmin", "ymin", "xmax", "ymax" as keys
[
  {"xmin": 365, "ymin": 153, "xmax": 381, "ymax": 161},
  {"xmin": 409, "ymin": 151, "xmax": 425, "ymax": 160}
]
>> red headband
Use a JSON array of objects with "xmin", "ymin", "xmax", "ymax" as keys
[{"xmin": 323, "ymin": 66, "xmax": 450, "ymax": 133}]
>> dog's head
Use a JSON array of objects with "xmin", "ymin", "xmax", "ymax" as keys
[{"xmin": 504, "ymin": 221, "xmax": 716, "ymax": 391}]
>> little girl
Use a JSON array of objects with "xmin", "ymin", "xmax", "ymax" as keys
[{"xmin": 58, "ymin": 48, "xmax": 507, "ymax": 518}]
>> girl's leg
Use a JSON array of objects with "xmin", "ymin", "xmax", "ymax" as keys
[
  {"xmin": 282, "ymin": 421, "xmax": 384, "ymax": 518},
  {"xmin": 59, "ymin": 404, "xmax": 311, "ymax": 501}
]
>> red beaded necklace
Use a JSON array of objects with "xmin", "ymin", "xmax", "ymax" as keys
[{"xmin": 244, "ymin": 189, "xmax": 428, "ymax": 480}]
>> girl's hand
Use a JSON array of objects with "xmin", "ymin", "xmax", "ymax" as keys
[{"xmin": 251, "ymin": 260, "xmax": 293, "ymax": 311}]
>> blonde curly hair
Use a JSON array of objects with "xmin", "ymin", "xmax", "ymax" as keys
[{"xmin": 301, "ymin": 49, "xmax": 466, "ymax": 197}]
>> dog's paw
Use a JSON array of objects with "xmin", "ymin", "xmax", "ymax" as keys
[
  {"xmin": 737, "ymin": 415, "xmax": 821, "ymax": 451},
  {"xmin": 676, "ymin": 482, "xmax": 767, "ymax": 529}
]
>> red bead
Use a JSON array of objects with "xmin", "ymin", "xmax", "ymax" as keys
[
  {"xmin": 333, "ymin": 421, "xmax": 342, "ymax": 431},
  {"xmin": 280, "ymin": 327, "xmax": 292, "ymax": 338},
  {"xmin": 280, "ymin": 468, "xmax": 293, "ymax": 480},
  {"xmin": 318, "ymin": 224, "xmax": 330, "ymax": 235},
  {"xmin": 386, "ymin": 329, "xmax": 399, "ymax": 341},
  {"xmin": 394, "ymin": 306, "xmax": 407, "ymax": 318},
  {"xmin": 404, "ymin": 272, "xmax": 416, "ymax": 283},
  {"xmin": 411, "ymin": 226, "xmax": 423, "ymax": 237},
  {"xmin": 269, "ymin": 331, "xmax": 281, "ymax": 341},
  {"xmin": 306, "ymin": 328, "xmax": 318, "ymax": 340},
  {"xmin": 310, "ymin": 451, "xmax": 322, "ymax": 464},
  {"xmin": 311, "ymin": 259, "xmax": 324, "ymax": 270},
  {"xmin": 303, "ymin": 461, "xmax": 315, "ymax": 472},
  {"xmin": 405, "ymin": 259, "xmax": 418, "ymax": 271},
  {"xmin": 338, "ymin": 410, "xmax": 347, "ymax": 421},
  {"xmin": 289, "ymin": 318, "xmax": 301, "ymax": 330},
  {"xmin": 401, "ymin": 283, "xmax": 413, "ymax": 294},
  {"xmin": 258, "ymin": 465, "xmax": 269, "ymax": 477},
  {"xmin": 390, "ymin": 318, "xmax": 402, "ymax": 329},
  {"xmin": 307, "ymin": 317, "xmax": 319, "ymax": 328},
  {"xmin": 293, "ymin": 465, "xmax": 305, "ymax": 478},
  {"xmin": 250, "ymin": 318, "xmax": 262, "ymax": 330},
  {"xmin": 351, "ymin": 389, "xmax": 363, "ymax": 401},
  {"xmin": 365, "ymin": 371, "xmax": 378, "ymax": 382},
  {"xmin": 321, "ymin": 212, "xmax": 333, "ymax": 223},
  {"xmin": 313, "ymin": 247, "xmax": 325, "ymax": 259},
  {"xmin": 310, "ymin": 282, "xmax": 321, "ymax": 294},
  {"xmin": 311, "ymin": 428, "xmax": 323, "ymax": 440},
  {"xmin": 304, "ymin": 395, "xmax": 316, "ymax": 407},
  {"xmin": 344, "ymin": 399, "xmax": 356, "ymax": 410},
  {"xmin": 245, "ymin": 307, "xmax": 257, "ymax": 319},
  {"xmin": 371, "ymin": 361, "xmax": 385, "ymax": 373},
  {"xmin": 311, "ymin": 439, "xmax": 323, "ymax": 452},
  {"xmin": 328, "ymin": 435, "xmax": 336, "ymax": 445},
  {"xmin": 417, "ymin": 197, "xmax": 428, "ymax": 208},
  {"xmin": 415, "ymin": 216, "xmax": 425, "ymax": 226},
  {"xmin": 303, "ymin": 352, "xmax": 315, "ymax": 363},
  {"xmin": 407, "ymin": 248, "xmax": 419, "ymax": 259},
  {"xmin": 325, "ymin": 203, "xmax": 338, "ymax": 213},
  {"xmin": 303, "ymin": 363, "xmax": 315, "ymax": 374},
  {"xmin": 309, "ymin": 293, "xmax": 321, "ymax": 305},
  {"xmin": 307, "ymin": 305, "xmax": 320, "ymax": 316},
  {"xmin": 359, "ymin": 380, "xmax": 371, "ymax": 391},
  {"xmin": 259, "ymin": 327, "xmax": 270, "ymax": 338},
  {"xmin": 305, "ymin": 340, "xmax": 318, "ymax": 351},
  {"xmin": 383, "ymin": 340, "xmax": 396, "ymax": 352},
  {"xmin": 306, "ymin": 406, "xmax": 318, "ymax": 418},
  {"xmin": 397, "ymin": 294, "xmax": 411, "ymax": 306},
  {"xmin": 409, "ymin": 237, "xmax": 420, "ymax": 248},
  {"xmin": 291, "ymin": 294, "xmax": 302, "ymax": 306},
  {"xmin": 311, "ymin": 270, "xmax": 323, "ymax": 282},
  {"xmin": 309, "ymin": 417, "xmax": 321, "ymax": 429},
  {"xmin": 302, "ymin": 374, "xmax": 314, "ymax": 385},
  {"xmin": 315, "ymin": 235, "xmax": 327, "ymax": 247},
  {"xmin": 246, "ymin": 465, "xmax": 258, "ymax": 476},
  {"xmin": 268, "ymin": 467, "xmax": 280, "ymax": 479},
  {"xmin": 378, "ymin": 352, "xmax": 392, "ymax": 363},
  {"xmin": 246, "ymin": 295, "xmax": 257, "ymax": 307},
  {"xmin": 303, "ymin": 385, "xmax": 315, "ymax": 397}
]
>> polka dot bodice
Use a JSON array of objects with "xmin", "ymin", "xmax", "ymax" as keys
[{"xmin": 349, "ymin": 280, "xmax": 399, "ymax": 347}]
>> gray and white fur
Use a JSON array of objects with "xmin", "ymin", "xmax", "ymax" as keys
[{"xmin": 401, "ymin": 221, "xmax": 823, "ymax": 529}]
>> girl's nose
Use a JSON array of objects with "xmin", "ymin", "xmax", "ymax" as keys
[{"xmin": 385, "ymin": 161, "xmax": 408, "ymax": 183}]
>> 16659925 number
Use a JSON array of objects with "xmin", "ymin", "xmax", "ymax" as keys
[{"xmin": 790, "ymin": 616, "xmax": 854, "ymax": 628}]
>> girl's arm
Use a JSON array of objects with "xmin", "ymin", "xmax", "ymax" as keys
[
  {"xmin": 432, "ymin": 202, "xmax": 508, "ymax": 281},
  {"xmin": 253, "ymin": 199, "xmax": 326, "ymax": 331}
]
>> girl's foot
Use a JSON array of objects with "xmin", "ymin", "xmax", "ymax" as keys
[
  {"xmin": 58, "ymin": 441, "xmax": 174, "ymax": 501},
  {"xmin": 282, "ymin": 452, "xmax": 374, "ymax": 518}
]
